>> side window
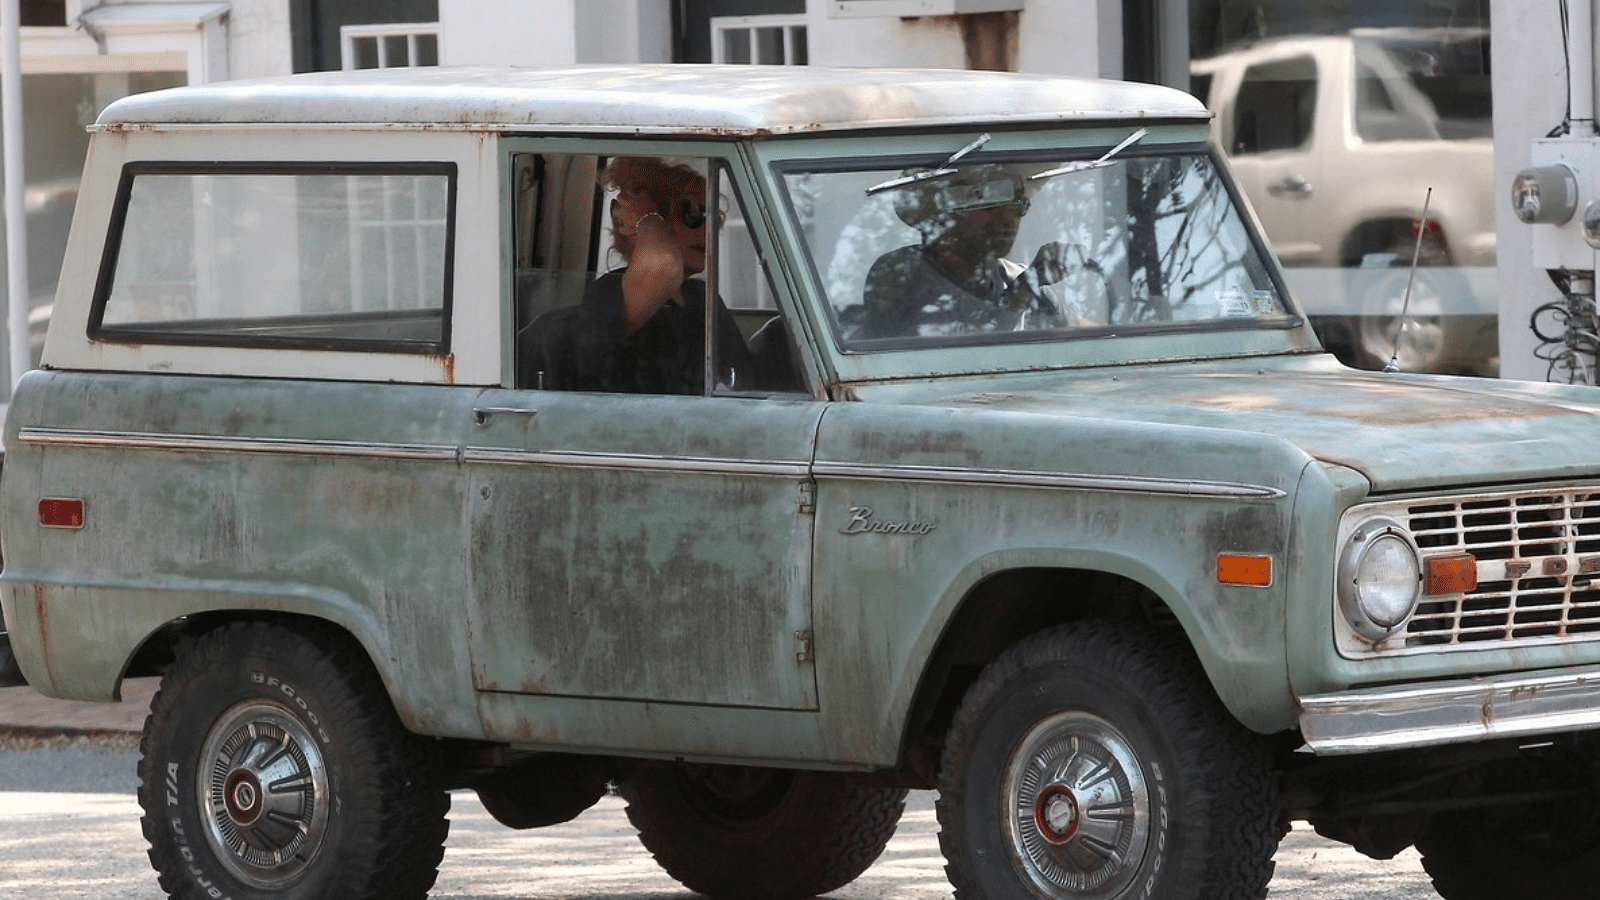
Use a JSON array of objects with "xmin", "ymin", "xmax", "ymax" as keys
[
  {"xmin": 509, "ymin": 152, "xmax": 605, "ymax": 351},
  {"xmin": 712, "ymin": 164, "xmax": 806, "ymax": 396},
  {"xmin": 92, "ymin": 162, "xmax": 453, "ymax": 352},
  {"xmin": 512, "ymin": 151, "xmax": 806, "ymax": 397},
  {"xmin": 1231, "ymin": 56, "xmax": 1317, "ymax": 155}
]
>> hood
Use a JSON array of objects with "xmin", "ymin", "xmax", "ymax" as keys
[{"xmin": 856, "ymin": 358, "xmax": 1600, "ymax": 493}]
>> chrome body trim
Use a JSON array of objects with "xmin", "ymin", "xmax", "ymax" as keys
[
  {"xmin": 18, "ymin": 427, "xmax": 458, "ymax": 462},
  {"xmin": 462, "ymin": 447, "xmax": 812, "ymax": 478},
  {"xmin": 18, "ymin": 422, "xmax": 1280, "ymax": 493},
  {"xmin": 812, "ymin": 462, "xmax": 1285, "ymax": 500},
  {"xmin": 18, "ymin": 428, "xmax": 1283, "ymax": 497},
  {"xmin": 1299, "ymin": 664, "xmax": 1600, "ymax": 754},
  {"xmin": 18, "ymin": 428, "xmax": 814, "ymax": 478}
]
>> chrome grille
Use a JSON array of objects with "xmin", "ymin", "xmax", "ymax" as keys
[{"xmin": 1402, "ymin": 490, "xmax": 1600, "ymax": 648}]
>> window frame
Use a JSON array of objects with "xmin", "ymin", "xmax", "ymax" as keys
[
  {"xmin": 501, "ymin": 137, "xmax": 813, "ymax": 398},
  {"xmin": 340, "ymin": 21, "xmax": 442, "ymax": 70},
  {"xmin": 87, "ymin": 159, "xmax": 459, "ymax": 355},
  {"xmin": 755, "ymin": 127, "xmax": 1316, "ymax": 383}
]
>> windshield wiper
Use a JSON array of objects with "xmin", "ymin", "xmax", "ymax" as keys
[
  {"xmin": 865, "ymin": 133, "xmax": 991, "ymax": 196},
  {"xmin": 1028, "ymin": 128, "xmax": 1147, "ymax": 182}
]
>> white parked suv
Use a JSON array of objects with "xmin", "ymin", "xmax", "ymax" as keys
[{"xmin": 1192, "ymin": 28, "xmax": 1497, "ymax": 375}]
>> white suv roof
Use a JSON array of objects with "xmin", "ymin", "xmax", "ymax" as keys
[{"xmin": 94, "ymin": 64, "xmax": 1210, "ymax": 136}]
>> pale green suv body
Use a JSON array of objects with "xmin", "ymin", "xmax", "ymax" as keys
[{"xmin": 1, "ymin": 65, "xmax": 1596, "ymax": 900}]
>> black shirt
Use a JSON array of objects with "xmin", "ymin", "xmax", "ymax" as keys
[{"xmin": 545, "ymin": 270, "xmax": 753, "ymax": 395}]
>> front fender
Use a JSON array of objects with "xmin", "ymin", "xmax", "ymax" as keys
[{"xmin": 811, "ymin": 468, "xmax": 1304, "ymax": 765}]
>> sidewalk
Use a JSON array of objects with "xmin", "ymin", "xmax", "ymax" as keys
[{"xmin": 0, "ymin": 677, "xmax": 156, "ymax": 742}]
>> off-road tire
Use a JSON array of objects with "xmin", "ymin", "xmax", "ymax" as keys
[
  {"xmin": 137, "ymin": 619, "xmax": 450, "ymax": 900},
  {"xmin": 0, "ymin": 630, "xmax": 23, "ymax": 685},
  {"xmin": 936, "ymin": 621, "xmax": 1279, "ymax": 900},
  {"xmin": 622, "ymin": 763, "xmax": 907, "ymax": 900}
]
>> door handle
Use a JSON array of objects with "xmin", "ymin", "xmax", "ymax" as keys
[
  {"xmin": 472, "ymin": 406, "xmax": 538, "ymax": 426},
  {"xmin": 1267, "ymin": 175, "xmax": 1314, "ymax": 198}
]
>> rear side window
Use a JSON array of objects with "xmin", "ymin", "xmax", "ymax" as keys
[{"xmin": 90, "ymin": 162, "xmax": 455, "ymax": 352}]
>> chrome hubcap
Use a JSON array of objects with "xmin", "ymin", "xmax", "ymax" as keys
[
  {"xmin": 1004, "ymin": 711, "xmax": 1152, "ymax": 899},
  {"xmin": 198, "ymin": 701, "xmax": 330, "ymax": 888},
  {"xmin": 1034, "ymin": 783, "xmax": 1082, "ymax": 844}
]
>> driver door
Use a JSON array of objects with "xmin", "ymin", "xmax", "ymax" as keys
[{"xmin": 462, "ymin": 146, "xmax": 821, "ymax": 720}]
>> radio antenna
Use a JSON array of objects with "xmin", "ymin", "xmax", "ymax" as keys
[{"xmin": 1384, "ymin": 187, "xmax": 1434, "ymax": 373}]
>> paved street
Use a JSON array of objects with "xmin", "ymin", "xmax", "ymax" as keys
[{"xmin": 0, "ymin": 737, "xmax": 1445, "ymax": 900}]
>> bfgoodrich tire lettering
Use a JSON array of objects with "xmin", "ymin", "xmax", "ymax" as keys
[
  {"xmin": 137, "ymin": 620, "xmax": 449, "ymax": 900},
  {"xmin": 936, "ymin": 621, "xmax": 1279, "ymax": 900}
]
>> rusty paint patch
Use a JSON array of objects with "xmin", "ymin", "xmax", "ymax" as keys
[
  {"xmin": 1508, "ymin": 684, "xmax": 1542, "ymax": 703},
  {"xmin": 32, "ymin": 584, "xmax": 61, "ymax": 692}
]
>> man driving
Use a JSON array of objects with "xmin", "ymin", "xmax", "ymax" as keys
[{"xmin": 858, "ymin": 165, "xmax": 1056, "ymax": 339}]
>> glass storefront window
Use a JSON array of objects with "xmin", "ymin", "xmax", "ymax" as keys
[{"xmin": 1190, "ymin": 1, "xmax": 1496, "ymax": 376}]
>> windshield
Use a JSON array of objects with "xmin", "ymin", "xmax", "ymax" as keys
[{"xmin": 780, "ymin": 149, "xmax": 1293, "ymax": 352}]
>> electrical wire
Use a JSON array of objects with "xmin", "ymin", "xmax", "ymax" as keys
[
  {"xmin": 1555, "ymin": 0, "xmax": 1575, "ymax": 137},
  {"xmin": 1531, "ymin": 4, "xmax": 1589, "ymax": 378},
  {"xmin": 1532, "ymin": 270, "xmax": 1600, "ymax": 383}
]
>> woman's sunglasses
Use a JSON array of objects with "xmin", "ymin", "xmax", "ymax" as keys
[{"xmin": 672, "ymin": 198, "xmax": 724, "ymax": 230}]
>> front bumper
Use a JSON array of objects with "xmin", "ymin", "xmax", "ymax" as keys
[{"xmin": 1300, "ymin": 664, "xmax": 1600, "ymax": 754}]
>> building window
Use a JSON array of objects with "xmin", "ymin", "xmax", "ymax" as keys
[
  {"xmin": 341, "ymin": 23, "xmax": 440, "ymax": 70},
  {"xmin": 21, "ymin": 0, "xmax": 65, "ymax": 27},
  {"xmin": 711, "ymin": 15, "xmax": 807, "ymax": 65}
]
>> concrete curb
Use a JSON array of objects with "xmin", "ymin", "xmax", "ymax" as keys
[{"xmin": 0, "ymin": 678, "xmax": 156, "ymax": 742}]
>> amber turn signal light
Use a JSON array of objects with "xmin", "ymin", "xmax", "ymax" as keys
[
  {"xmin": 1217, "ymin": 554, "xmax": 1273, "ymax": 587},
  {"xmin": 1423, "ymin": 554, "xmax": 1477, "ymax": 596}
]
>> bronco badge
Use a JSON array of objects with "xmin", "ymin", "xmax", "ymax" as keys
[{"xmin": 840, "ymin": 506, "xmax": 938, "ymax": 536}]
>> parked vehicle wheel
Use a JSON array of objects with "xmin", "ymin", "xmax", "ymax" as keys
[
  {"xmin": 137, "ymin": 620, "xmax": 450, "ymax": 900},
  {"xmin": 622, "ymin": 762, "xmax": 907, "ymax": 900},
  {"xmin": 1352, "ymin": 266, "xmax": 1448, "ymax": 373},
  {"xmin": 0, "ymin": 629, "xmax": 24, "ymax": 687},
  {"xmin": 1416, "ymin": 752, "xmax": 1600, "ymax": 900},
  {"xmin": 937, "ymin": 621, "xmax": 1279, "ymax": 900}
]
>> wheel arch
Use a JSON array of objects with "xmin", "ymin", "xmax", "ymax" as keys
[
  {"xmin": 890, "ymin": 552, "xmax": 1225, "ymax": 786},
  {"xmin": 121, "ymin": 597, "xmax": 391, "ymax": 704},
  {"xmin": 7, "ymin": 575, "xmax": 397, "ymax": 704},
  {"xmin": 1339, "ymin": 215, "xmax": 1453, "ymax": 267}
]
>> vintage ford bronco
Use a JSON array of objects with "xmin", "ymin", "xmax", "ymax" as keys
[{"xmin": 4, "ymin": 65, "xmax": 1600, "ymax": 900}]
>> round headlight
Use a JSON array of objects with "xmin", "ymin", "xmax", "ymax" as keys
[{"xmin": 1338, "ymin": 518, "xmax": 1421, "ymax": 641}]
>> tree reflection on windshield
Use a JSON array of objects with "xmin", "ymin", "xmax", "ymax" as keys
[{"xmin": 783, "ymin": 150, "xmax": 1291, "ymax": 351}]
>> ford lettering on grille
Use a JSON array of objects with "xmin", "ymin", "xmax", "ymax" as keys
[{"xmin": 1404, "ymin": 490, "xmax": 1600, "ymax": 650}]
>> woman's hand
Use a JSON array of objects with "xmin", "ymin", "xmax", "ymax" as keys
[{"xmin": 615, "ymin": 188, "xmax": 686, "ymax": 335}]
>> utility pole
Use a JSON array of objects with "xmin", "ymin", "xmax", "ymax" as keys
[{"xmin": 1, "ymin": 0, "xmax": 28, "ymax": 391}]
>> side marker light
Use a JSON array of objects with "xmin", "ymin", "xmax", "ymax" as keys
[
  {"xmin": 39, "ymin": 497, "xmax": 84, "ymax": 529},
  {"xmin": 1217, "ymin": 554, "xmax": 1273, "ymax": 588}
]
